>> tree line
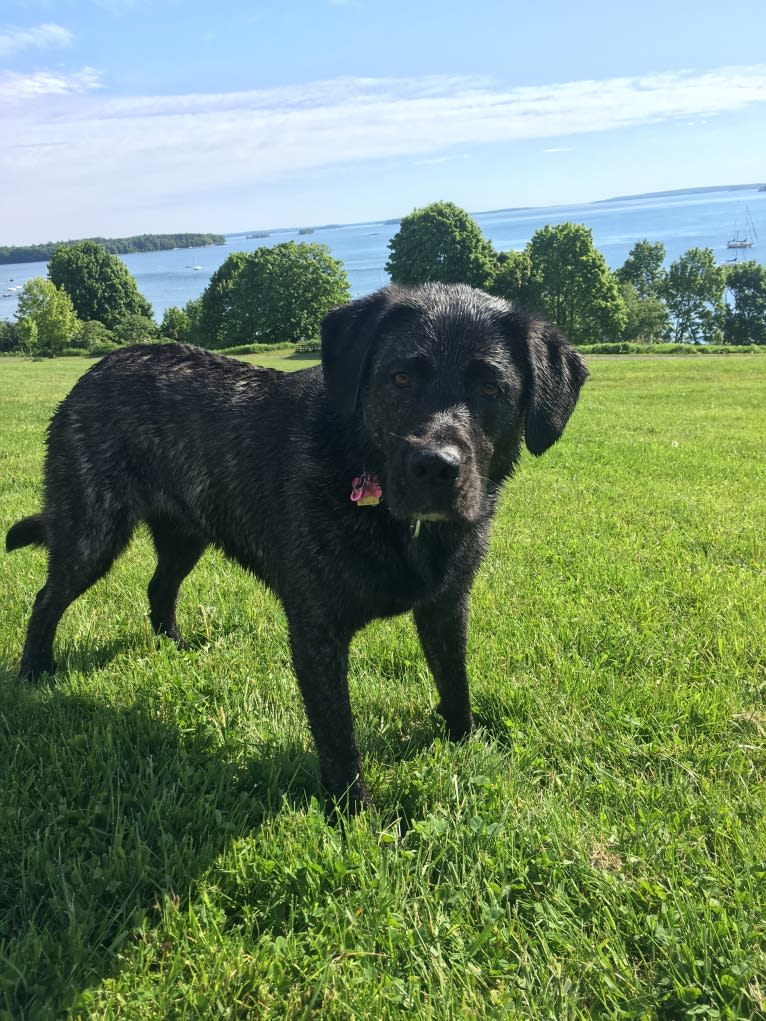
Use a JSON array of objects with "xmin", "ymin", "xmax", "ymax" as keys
[
  {"xmin": 386, "ymin": 202, "xmax": 766, "ymax": 346},
  {"xmin": 0, "ymin": 233, "xmax": 225, "ymax": 265},
  {"xmin": 0, "ymin": 239, "xmax": 350, "ymax": 357},
  {"xmin": 2, "ymin": 205, "xmax": 765, "ymax": 357}
]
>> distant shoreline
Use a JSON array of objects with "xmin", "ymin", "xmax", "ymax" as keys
[
  {"xmin": 233, "ymin": 183, "xmax": 765, "ymax": 238},
  {"xmin": 0, "ymin": 233, "xmax": 226, "ymax": 266},
  {"xmin": 4, "ymin": 186, "xmax": 763, "ymax": 257},
  {"xmin": 471, "ymin": 183, "xmax": 765, "ymax": 219},
  {"xmin": 594, "ymin": 182, "xmax": 765, "ymax": 204},
  {"xmin": 3, "ymin": 183, "xmax": 764, "ymax": 270}
]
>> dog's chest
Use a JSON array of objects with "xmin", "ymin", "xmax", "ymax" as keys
[{"xmin": 339, "ymin": 521, "xmax": 470, "ymax": 621}]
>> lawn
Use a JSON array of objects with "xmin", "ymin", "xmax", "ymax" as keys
[{"xmin": 1, "ymin": 352, "xmax": 764, "ymax": 1019}]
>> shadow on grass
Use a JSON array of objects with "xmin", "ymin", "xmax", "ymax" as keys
[
  {"xmin": 54, "ymin": 623, "xmax": 252, "ymax": 675},
  {"xmin": 0, "ymin": 657, "xmax": 320, "ymax": 1018},
  {"xmin": 0, "ymin": 656, "xmax": 451, "ymax": 1016},
  {"xmin": 284, "ymin": 351, "xmax": 320, "ymax": 362}
]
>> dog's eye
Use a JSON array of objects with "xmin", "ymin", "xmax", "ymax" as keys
[
  {"xmin": 393, "ymin": 372, "xmax": 411, "ymax": 388},
  {"xmin": 481, "ymin": 382, "xmax": 499, "ymax": 399}
]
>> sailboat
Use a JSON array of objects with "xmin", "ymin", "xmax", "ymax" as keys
[{"xmin": 727, "ymin": 207, "xmax": 758, "ymax": 250}]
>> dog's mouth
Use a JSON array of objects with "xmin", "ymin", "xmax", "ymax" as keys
[
  {"xmin": 390, "ymin": 499, "xmax": 468, "ymax": 522},
  {"xmin": 395, "ymin": 507, "xmax": 466, "ymax": 530},
  {"xmin": 392, "ymin": 499, "xmax": 482, "ymax": 533}
]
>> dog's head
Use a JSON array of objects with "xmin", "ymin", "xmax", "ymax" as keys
[{"xmin": 321, "ymin": 283, "xmax": 588, "ymax": 526}]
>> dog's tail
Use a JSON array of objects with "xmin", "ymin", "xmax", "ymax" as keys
[{"xmin": 6, "ymin": 514, "xmax": 47, "ymax": 552}]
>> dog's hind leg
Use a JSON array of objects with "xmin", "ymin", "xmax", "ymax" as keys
[
  {"xmin": 19, "ymin": 518, "xmax": 135, "ymax": 679},
  {"xmin": 146, "ymin": 516, "xmax": 207, "ymax": 646}
]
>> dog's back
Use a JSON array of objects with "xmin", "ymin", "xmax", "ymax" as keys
[
  {"xmin": 41, "ymin": 344, "xmax": 313, "ymax": 556},
  {"xmin": 47, "ymin": 343, "xmax": 284, "ymax": 495}
]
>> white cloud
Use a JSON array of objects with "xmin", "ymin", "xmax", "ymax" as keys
[
  {"xmin": 0, "ymin": 22, "xmax": 73, "ymax": 56},
  {"xmin": 414, "ymin": 153, "xmax": 473, "ymax": 166},
  {"xmin": 0, "ymin": 68, "xmax": 101, "ymax": 102},
  {"xmin": 2, "ymin": 65, "xmax": 765, "ymax": 237}
]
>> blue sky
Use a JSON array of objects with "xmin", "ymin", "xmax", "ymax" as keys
[{"xmin": 2, "ymin": 0, "xmax": 765, "ymax": 244}]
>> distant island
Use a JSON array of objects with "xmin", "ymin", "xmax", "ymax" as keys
[
  {"xmin": 595, "ymin": 183, "xmax": 765, "ymax": 204},
  {"xmin": 0, "ymin": 233, "xmax": 226, "ymax": 266}
]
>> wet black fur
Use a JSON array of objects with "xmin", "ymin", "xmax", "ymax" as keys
[{"xmin": 7, "ymin": 284, "xmax": 588, "ymax": 812}]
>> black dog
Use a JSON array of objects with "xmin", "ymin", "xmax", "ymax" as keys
[{"xmin": 7, "ymin": 284, "xmax": 587, "ymax": 811}]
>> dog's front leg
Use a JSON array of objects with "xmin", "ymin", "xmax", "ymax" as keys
[
  {"xmin": 288, "ymin": 617, "xmax": 370, "ymax": 814},
  {"xmin": 414, "ymin": 593, "xmax": 475, "ymax": 740}
]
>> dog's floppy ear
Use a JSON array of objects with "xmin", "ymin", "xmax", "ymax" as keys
[
  {"xmin": 321, "ymin": 288, "xmax": 396, "ymax": 419},
  {"xmin": 503, "ymin": 312, "xmax": 589, "ymax": 455}
]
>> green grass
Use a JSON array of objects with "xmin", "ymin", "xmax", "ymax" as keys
[{"xmin": 1, "ymin": 354, "xmax": 764, "ymax": 1019}]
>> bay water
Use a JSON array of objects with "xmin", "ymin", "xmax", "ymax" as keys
[{"xmin": 2, "ymin": 186, "xmax": 764, "ymax": 323}]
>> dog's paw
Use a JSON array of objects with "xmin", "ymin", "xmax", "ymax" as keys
[
  {"xmin": 19, "ymin": 659, "xmax": 56, "ymax": 682},
  {"xmin": 436, "ymin": 703, "xmax": 475, "ymax": 741},
  {"xmin": 324, "ymin": 775, "xmax": 372, "ymax": 821}
]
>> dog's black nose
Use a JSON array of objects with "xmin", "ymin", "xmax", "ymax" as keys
[{"xmin": 407, "ymin": 445, "xmax": 461, "ymax": 486}]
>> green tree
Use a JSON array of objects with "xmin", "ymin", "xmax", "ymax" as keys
[
  {"xmin": 524, "ymin": 223, "xmax": 626, "ymax": 343},
  {"xmin": 17, "ymin": 317, "xmax": 39, "ymax": 356},
  {"xmin": 724, "ymin": 260, "xmax": 766, "ymax": 345},
  {"xmin": 663, "ymin": 248, "xmax": 726, "ymax": 343},
  {"xmin": 616, "ymin": 240, "xmax": 666, "ymax": 299},
  {"xmin": 618, "ymin": 282, "xmax": 670, "ymax": 344},
  {"xmin": 490, "ymin": 249, "xmax": 533, "ymax": 305},
  {"xmin": 0, "ymin": 319, "xmax": 21, "ymax": 353},
  {"xmin": 159, "ymin": 305, "xmax": 191, "ymax": 342},
  {"xmin": 15, "ymin": 276, "xmax": 80, "ymax": 355},
  {"xmin": 198, "ymin": 242, "xmax": 350, "ymax": 349},
  {"xmin": 182, "ymin": 296, "xmax": 205, "ymax": 346},
  {"xmin": 196, "ymin": 251, "xmax": 249, "ymax": 347},
  {"xmin": 385, "ymin": 201, "xmax": 496, "ymax": 289},
  {"xmin": 112, "ymin": 313, "xmax": 159, "ymax": 346},
  {"xmin": 76, "ymin": 319, "xmax": 117, "ymax": 353},
  {"xmin": 48, "ymin": 240, "xmax": 152, "ymax": 327}
]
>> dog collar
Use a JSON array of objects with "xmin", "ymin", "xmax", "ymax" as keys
[{"xmin": 350, "ymin": 471, "xmax": 382, "ymax": 507}]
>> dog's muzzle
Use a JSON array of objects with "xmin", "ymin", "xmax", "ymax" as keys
[{"xmin": 389, "ymin": 440, "xmax": 470, "ymax": 523}]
